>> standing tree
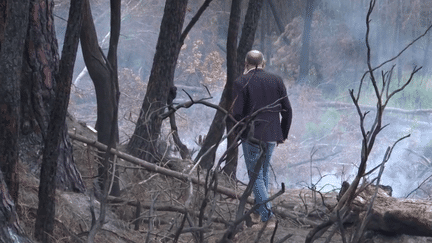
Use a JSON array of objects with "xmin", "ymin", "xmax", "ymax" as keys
[
  {"xmin": 195, "ymin": 0, "xmax": 265, "ymax": 176},
  {"xmin": 0, "ymin": 0, "xmax": 30, "ymax": 205},
  {"xmin": 127, "ymin": 0, "xmax": 189, "ymax": 162},
  {"xmin": 127, "ymin": 0, "xmax": 214, "ymax": 163},
  {"xmin": 34, "ymin": 0, "xmax": 83, "ymax": 241},
  {"xmin": 1, "ymin": 0, "xmax": 85, "ymax": 201},
  {"xmin": 0, "ymin": 171, "xmax": 32, "ymax": 242},
  {"xmin": 298, "ymin": 0, "xmax": 315, "ymax": 84},
  {"xmin": 80, "ymin": 0, "xmax": 121, "ymax": 197},
  {"xmin": 2, "ymin": 0, "xmax": 85, "ymax": 241}
]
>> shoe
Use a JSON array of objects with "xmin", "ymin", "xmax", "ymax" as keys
[
  {"xmin": 245, "ymin": 211, "xmax": 261, "ymax": 227},
  {"xmin": 250, "ymin": 212, "xmax": 261, "ymax": 224},
  {"xmin": 265, "ymin": 216, "xmax": 277, "ymax": 229},
  {"xmin": 252, "ymin": 216, "xmax": 278, "ymax": 230}
]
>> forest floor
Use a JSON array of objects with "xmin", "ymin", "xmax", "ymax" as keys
[{"xmin": 13, "ymin": 115, "xmax": 432, "ymax": 243}]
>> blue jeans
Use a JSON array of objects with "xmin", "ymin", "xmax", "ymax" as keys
[{"xmin": 242, "ymin": 140, "xmax": 276, "ymax": 221}]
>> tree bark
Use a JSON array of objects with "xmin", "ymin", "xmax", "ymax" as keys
[
  {"xmin": 0, "ymin": 0, "xmax": 30, "ymax": 205},
  {"xmin": 0, "ymin": 1, "xmax": 7, "ymax": 48},
  {"xmin": 15, "ymin": 0, "xmax": 85, "ymax": 194},
  {"xmin": 80, "ymin": 0, "xmax": 119, "ymax": 145},
  {"xmin": 80, "ymin": 0, "xmax": 121, "ymax": 196},
  {"xmin": 34, "ymin": 0, "xmax": 83, "ymax": 241},
  {"xmin": 0, "ymin": 170, "xmax": 32, "ymax": 243},
  {"xmin": 127, "ymin": 0, "xmax": 189, "ymax": 162}
]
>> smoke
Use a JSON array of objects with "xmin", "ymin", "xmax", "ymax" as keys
[{"xmin": 56, "ymin": 0, "xmax": 432, "ymax": 199}]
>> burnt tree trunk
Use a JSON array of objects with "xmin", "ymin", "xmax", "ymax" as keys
[
  {"xmin": 224, "ymin": 0, "xmax": 265, "ymax": 177},
  {"xmin": 127, "ymin": 0, "xmax": 189, "ymax": 162},
  {"xmin": 195, "ymin": 0, "xmax": 241, "ymax": 171},
  {"xmin": 18, "ymin": 0, "xmax": 85, "ymax": 193},
  {"xmin": 80, "ymin": 0, "xmax": 121, "ymax": 197},
  {"xmin": 0, "ymin": 170, "xmax": 32, "ymax": 243},
  {"xmin": 197, "ymin": 0, "xmax": 264, "ymax": 174},
  {"xmin": 34, "ymin": 0, "xmax": 83, "ymax": 241},
  {"xmin": 0, "ymin": 0, "xmax": 30, "ymax": 204},
  {"xmin": 266, "ymin": 0, "xmax": 285, "ymax": 36},
  {"xmin": 298, "ymin": 0, "xmax": 315, "ymax": 84}
]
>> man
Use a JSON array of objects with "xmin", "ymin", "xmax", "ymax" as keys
[{"xmin": 232, "ymin": 50, "xmax": 292, "ymax": 228}]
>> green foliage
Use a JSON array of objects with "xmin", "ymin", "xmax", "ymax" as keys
[
  {"xmin": 388, "ymin": 75, "xmax": 432, "ymax": 110},
  {"xmin": 332, "ymin": 73, "xmax": 432, "ymax": 110},
  {"xmin": 304, "ymin": 108, "xmax": 341, "ymax": 139}
]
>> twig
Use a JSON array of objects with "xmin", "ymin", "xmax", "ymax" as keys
[
  {"xmin": 108, "ymin": 154, "xmax": 118, "ymax": 195},
  {"xmin": 173, "ymin": 212, "xmax": 187, "ymax": 243},
  {"xmin": 406, "ymin": 173, "xmax": 432, "ymax": 198},
  {"xmin": 134, "ymin": 200, "xmax": 141, "ymax": 231},
  {"xmin": 145, "ymin": 193, "xmax": 159, "ymax": 243},
  {"xmin": 288, "ymin": 151, "xmax": 341, "ymax": 168},
  {"xmin": 337, "ymin": 209, "xmax": 347, "ymax": 243},
  {"xmin": 275, "ymin": 233, "xmax": 293, "ymax": 243}
]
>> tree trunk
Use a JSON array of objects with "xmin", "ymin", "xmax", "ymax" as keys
[
  {"xmin": 347, "ymin": 185, "xmax": 432, "ymax": 237},
  {"xmin": 0, "ymin": 170, "xmax": 32, "ymax": 243},
  {"xmin": 224, "ymin": 0, "xmax": 265, "ymax": 177},
  {"xmin": 34, "ymin": 0, "xmax": 83, "ymax": 241},
  {"xmin": 16, "ymin": 0, "xmax": 85, "ymax": 194},
  {"xmin": 298, "ymin": 0, "xmax": 315, "ymax": 84},
  {"xmin": 195, "ymin": 0, "xmax": 242, "ymax": 171},
  {"xmin": 0, "ymin": 0, "xmax": 30, "ymax": 204},
  {"xmin": 396, "ymin": 0, "xmax": 402, "ymax": 84},
  {"xmin": 80, "ymin": 0, "xmax": 121, "ymax": 197},
  {"xmin": 197, "ymin": 0, "xmax": 264, "ymax": 174},
  {"xmin": 266, "ymin": 0, "xmax": 285, "ymax": 36},
  {"xmin": 127, "ymin": 0, "xmax": 188, "ymax": 162},
  {"xmin": 260, "ymin": 2, "xmax": 267, "ymax": 54}
]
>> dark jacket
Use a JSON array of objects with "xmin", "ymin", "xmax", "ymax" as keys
[{"xmin": 232, "ymin": 68, "xmax": 292, "ymax": 142}]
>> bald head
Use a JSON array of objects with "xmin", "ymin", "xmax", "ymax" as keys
[{"xmin": 245, "ymin": 50, "xmax": 264, "ymax": 66}]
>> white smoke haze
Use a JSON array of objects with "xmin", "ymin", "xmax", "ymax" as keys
[{"xmin": 56, "ymin": 0, "xmax": 432, "ymax": 199}]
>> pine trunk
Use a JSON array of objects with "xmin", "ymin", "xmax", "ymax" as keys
[{"xmin": 127, "ymin": 0, "xmax": 189, "ymax": 162}]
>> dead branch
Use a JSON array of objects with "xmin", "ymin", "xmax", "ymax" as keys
[
  {"xmin": 351, "ymin": 135, "xmax": 409, "ymax": 242},
  {"xmin": 405, "ymin": 173, "xmax": 432, "ymax": 198},
  {"xmin": 173, "ymin": 212, "xmax": 187, "ymax": 243},
  {"xmin": 276, "ymin": 233, "xmax": 294, "ymax": 243},
  {"xmin": 69, "ymin": 132, "xmax": 255, "ymax": 202}
]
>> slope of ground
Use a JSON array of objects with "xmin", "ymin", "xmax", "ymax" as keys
[{"xmin": 10, "ymin": 115, "xmax": 432, "ymax": 242}]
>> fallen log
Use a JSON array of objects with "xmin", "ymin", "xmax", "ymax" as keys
[{"xmin": 351, "ymin": 185, "xmax": 432, "ymax": 237}]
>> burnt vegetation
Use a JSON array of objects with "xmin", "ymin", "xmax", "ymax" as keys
[{"xmin": 2, "ymin": 0, "xmax": 432, "ymax": 242}]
